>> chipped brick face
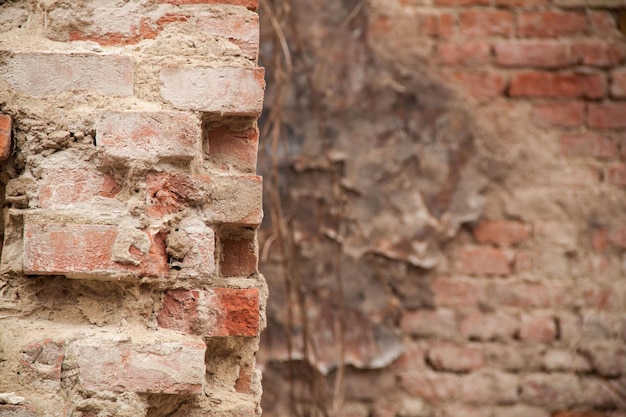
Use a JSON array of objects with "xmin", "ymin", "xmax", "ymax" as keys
[{"xmin": 0, "ymin": 1, "xmax": 265, "ymax": 416}]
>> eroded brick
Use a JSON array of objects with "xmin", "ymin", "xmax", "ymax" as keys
[
  {"xmin": 20, "ymin": 339, "xmax": 64, "ymax": 390},
  {"xmin": 494, "ymin": 41, "xmax": 572, "ymax": 68},
  {"xmin": 23, "ymin": 223, "xmax": 168, "ymax": 279},
  {"xmin": 517, "ymin": 12, "xmax": 588, "ymax": 38},
  {"xmin": 97, "ymin": 111, "xmax": 200, "ymax": 162},
  {"xmin": 39, "ymin": 168, "xmax": 121, "ymax": 208},
  {"xmin": 220, "ymin": 234, "xmax": 257, "ymax": 277},
  {"xmin": 455, "ymin": 246, "xmax": 512, "ymax": 276},
  {"xmin": 561, "ymin": 133, "xmax": 617, "ymax": 160},
  {"xmin": 157, "ymin": 288, "xmax": 260, "ymax": 337},
  {"xmin": 588, "ymin": 103, "xmax": 626, "ymax": 129},
  {"xmin": 205, "ymin": 125, "xmax": 259, "ymax": 172},
  {"xmin": 146, "ymin": 171, "xmax": 211, "ymax": 218},
  {"xmin": 509, "ymin": 71, "xmax": 606, "ymax": 99},
  {"xmin": 427, "ymin": 343, "xmax": 484, "ymax": 372},
  {"xmin": 519, "ymin": 314, "xmax": 557, "ymax": 342},
  {"xmin": 473, "ymin": 220, "xmax": 532, "ymax": 247},
  {"xmin": 158, "ymin": 0, "xmax": 258, "ymax": 9},
  {"xmin": 460, "ymin": 312, "xmax": 519, "ymax": 341},
  {"xmin": 531, "ymin": 102, "xmax": 585, "ymax": 128},
  {"xmin": 203, "ymin": 175, "xmax": 263, "ymax": 225},
  {"xmin": 0, "ymin": 52, "xmax": 133, "ymax": 96},
  {"xmin": 160, "ymin": 67, "xmax": 265, "ymax": 116},
  {"xmin": 71, "ymin": 337, "xmax": 206, "ymax": 394},
  {"xmin": 196, "ymin": 11, "xmax": 259, "ymax": 59}
]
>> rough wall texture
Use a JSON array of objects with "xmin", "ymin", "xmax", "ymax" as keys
[
  {"xmin": 257, "ymin": 0, "xmax": 626, "ymax": 416},
  {"xmin": 0, "ymin": 1, "xmax": 266, "ymax": 416}
]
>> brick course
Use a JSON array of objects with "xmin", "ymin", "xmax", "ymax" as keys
[{"xmin": 0, "ymin": 1, "xmax": 266, "ymax": 415}]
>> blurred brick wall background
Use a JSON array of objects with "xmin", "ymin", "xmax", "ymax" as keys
[{"xmin": 257, "ymin": 1, "xmax": 626, "ymax": 416}]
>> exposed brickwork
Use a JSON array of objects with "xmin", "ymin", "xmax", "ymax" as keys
[{"xmin": 0, "ymin": 1, "xmax": 265, "ymax": 416}]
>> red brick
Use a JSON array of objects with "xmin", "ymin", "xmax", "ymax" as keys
[
  {"xmin": 561, "ymin": 133, "xmax": 617, "ymax": 160},
  {"xmin": 610, "ymin": 68, "xmax": 626, "ymax": 98},
  {"xmin": 460, "ymin": 11, "xmax": 514, "ymax": 37},
  {"xmin": 220, "ymin": 236, "xmax": 257, "ymax": 277},
  {"xmin": 438, "ymin": 13, "xmax": 455, "ymax": 38},
  {"xmin": 157, "ymin": 288, "xmax": 260, "ymax": 337},
  {"xmin": 71, "ymin": 337, "xmax": 206, "ymax": 394},
  {"xmin": 0, "ymin": 114, "xmax": 11, "ymax": 161},
  {"xmin": 437, "ymin": 41, "xmax": 491, "ymax": 66},
  {"xmin": 518, "ymin": 12, "xmax": 588, "ymax": 38},
  {"xmin": 400, "ymin": 309, "xmax": 458, "ymax": 339},
  {"xmin": 0, "ymin": 52, "xmax": 133, "ymax": 96},
  {"xmin": 519, "ymin": 313, "xmax": 557, "ymax": 342},
  {"xmin": 160, "ymin": 66, "xmax": 265, "ymax": 116},
  {"xmin": 455, "ymin": 246, "xmax": 512, "ymax": 276},
  {"xmin": 450, "ymin": 70, "xmax": 507, "ymax": 98},
  {"xmin": 205, "ymin": 125, "xmax": 259, "ymax": 172},
  {"xmin": 588, "ymin": 103, "xmax": 626, "ymax": 129},
  {"xmin": 432, "ymin": 277, "xmax": 487, "ymax": 308},
  {"xmin": 509, "ymin": 71, "xmax": 605, "ymax": 99},
  {"xmin": 68, "ymin": 13, "xmax": 187, "ymax": 46},
  {"xmin": 20, "ymin": 339, "xmax": 64, "ymax": 390},
  {"xmin": 531, "ymin": 102, "xmax": 585, "ymax": 128},
  {"xmin": 460, "ymin": 312, "xmax": 519, "ymax": 341},
  {"xmin": 427, "ymin": 343, "xmax": 484, "ymax": 372},
  {"xmin": 146, "ymin": 171, "xmax": 211, "ymax": 218},
  {"xmin": 589, "ymin": 11, "xmax": 622, "ymax": 38},
  {"xmin": 572, "ymin": 40, "xmax": 626, "ymax": 67},
  {"xmin": 373, "ymin": 12, "xmax": 454, "ymax": 39},
  {"xmin": 23, "ymin": 223, "xmax": 168, "ymax": 279},
  {"xmin": 494, "ymin": 41, "xmax": 572, "ymax": 68},
  {"xmin": 473, "ymin": 220, "xmax": 532, "ymax": 247},
  {"xmin": 158, "ymin": 0, "xmax": 258, "ymax": 9},
  {"xmin": 196, "ymin": 11, "xmax": 259, "ymax": 60},
  {"xmin": 97, "ymin": 111, "xmax": 200, "ymax": 162},
  {"xmin": 39, "ymin": 168, "xmax": 121, "ymax": 208}
]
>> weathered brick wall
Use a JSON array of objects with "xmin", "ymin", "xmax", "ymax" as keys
[
  {"xmin": 258, "ymin": 1, "xmax": 626, "ymax": 416},
  {"xmin": 0, "ymin": 1, "xmax": 266, "ymax": 416}
]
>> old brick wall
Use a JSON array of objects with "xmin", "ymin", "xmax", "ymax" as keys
[
  {"xmin": 258, "ymin": 1, "xmax": 626, "ymax": 417},
  {"xmin": 0, "ymin": 1, "xmax": 266, "ymax": 417}
]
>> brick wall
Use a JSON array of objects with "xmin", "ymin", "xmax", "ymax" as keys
[
  {"xmin": 0, "ymin": 1, "xmax": 265, "ymax": 416},
  {"xmin": 258, "ymin": 1, "xmax": 626, "ymax": 416}
]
